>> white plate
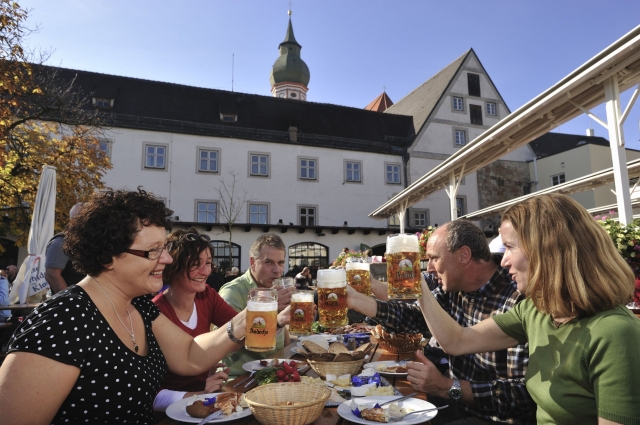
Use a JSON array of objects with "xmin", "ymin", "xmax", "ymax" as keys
[
  {"xmin": 165, "ymin": 393, "xmax": 252, "ymax": 423},
  {"xmin": 364, "ymin": 361, "xmax": 409, "ymax": 377},
  {"xmin": 299, "ymin": 334, "xmax": 337, "ymax": 343},
  {"xmin": 337, "ymin": 396, "xmax": 438, "ymax": 425},
  {"xmin": 241, "ymin": 359, "xmax": 306, "ymax": 373}
]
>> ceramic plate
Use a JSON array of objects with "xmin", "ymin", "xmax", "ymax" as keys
[
  {"xmin": 364, "ymin": 361, "xmax": 409, "ymax": 377},
  {"xmin": 337, "ymin": 396, "xmax": 438, "ymax": 425},
  {"xmin": 299, "ymin": 334, "xmax": 337, "ymax": 343},
  {"xmin": 241, "ymin": 359, "xmax": 306, "ymax": 373},
  {"xmin": 165, "ymin": 393, "xmax": 252, "ymax": 423}
]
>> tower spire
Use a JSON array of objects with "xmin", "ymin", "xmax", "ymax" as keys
[{"xmin": 269, "ymin": 10, "xmax": 310, "ymax": 100}]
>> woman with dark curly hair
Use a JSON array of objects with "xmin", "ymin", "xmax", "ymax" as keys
[
  {"xmin": 151, "ymin": 228, "xmax": 238, "ymax": 412},
  {"xmin": 0, "ymin": 189, "xmax": 247, "ymax": 425}
]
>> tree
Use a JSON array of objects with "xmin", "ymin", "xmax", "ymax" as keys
[
  {"xmin": 0, "ymin": 0, "xmax": 111, "ymax": 246},
  {"xmin": 214, "ymin": 171, "xmax": 249, "ymax": 270}
]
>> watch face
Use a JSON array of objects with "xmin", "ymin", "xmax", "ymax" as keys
[{"xmin": 449, "ymin": 388, "xmax": 462, "ymax": 400}]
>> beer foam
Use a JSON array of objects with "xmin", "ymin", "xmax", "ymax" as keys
[
  {"xmin": 247, "ymin": 300, "xmax": 278, "ymax": 311},
  {"xmin": 317, "ymin": 269, "xmax": 346, "ymax": 286},
  {"xmin": 386, "ymin": 233, "xmax": 419, "ymax": 253},
  {"xmin": 346, "ymin": 262, "xmax": 370, "ymax": 271},
  {"xmin": 291, "ymin": 292, "xmax": 314, "ymax": 302}
]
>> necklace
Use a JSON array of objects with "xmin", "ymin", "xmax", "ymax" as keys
[{"xmin": 90, "ymin": 276, "xmax": 139, "ymax": 353}]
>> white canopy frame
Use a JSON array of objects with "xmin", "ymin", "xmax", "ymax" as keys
[{"xmin": 370, "ymin": 25, "xmax": 640, "ymax": 225}]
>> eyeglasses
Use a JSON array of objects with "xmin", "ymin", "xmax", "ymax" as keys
[
  {"xmin": 176, "ymin": 233, "xmax": 211, "ymax": 244},
  {"xmin": 125, "ymin": 241, "xmax": 173, "ymax": 260}
]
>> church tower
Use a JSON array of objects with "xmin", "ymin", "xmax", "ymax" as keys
[{"xmin": 270, "ymin": 11, "xmax": 310, "ymax": 100}]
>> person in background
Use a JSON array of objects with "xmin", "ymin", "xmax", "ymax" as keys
[
  {"xmin": 224, "ymin": 266, "xmax": 239, "ymax": 284},
  {"xmin": 348, "ymin": 220, "xmax": 535, "ymax": 424},
  {"xmin": 44, "ymin": 203, "xmax": 86, "ymax": 293},
  {"xmin": 0, "ymin": 273, "xmax": 10, "ymax": 323},
  {"xmin": 0, "ymin": 189, "xmax": 248, "ymax": 425},
  {"xmin": 294, "ymin": 266, "xmax": 312, "ymax": 289},
  {"xmin": 206, "ymin": 263, "xmax": 225, "ymax": 292},
  {"xmin": 218, "ymin": 233, "xmax": 294, "ymax": 376},
  {"xmin": 418, "ymin": 194, "xmax": 640, "ymax": 423},
  {"xmin": 5, "ymin": 265, "xmax": 17, "ymax": 285}
]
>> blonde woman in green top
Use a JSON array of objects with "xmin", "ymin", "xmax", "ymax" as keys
[{"xmin": 417, "ymin": 194, "xmax": 640, "ymax": 424}]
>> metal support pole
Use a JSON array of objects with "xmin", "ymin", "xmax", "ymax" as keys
[
  {"xmin": 449, "ymin": 173, "xmax": 458, "ymax": 221},
  {"xmin": 603, "ymin": 75, "xmax": 633, "ymax": 225}
]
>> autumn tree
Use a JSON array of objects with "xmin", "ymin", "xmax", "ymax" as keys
[
  {"xmin": 215, "ymin": 171, "xmax": 250, "ymax": 270},
  {"xmin": 0, "ymin": 0, "xmax": 111, "ymax": 246}
]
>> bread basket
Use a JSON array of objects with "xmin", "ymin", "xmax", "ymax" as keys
[
  {"xmin": 244, "ymin": 382, "xmax": 331, "ymax": 425},
  {"xmin": 306, "ymin": 358, "xmax": 365, "ymax": 379},
  {"xmin": 372, "ymin": 325, "xmax": 423, "ymax": 354}
]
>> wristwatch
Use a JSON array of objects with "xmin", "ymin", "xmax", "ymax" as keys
[
  {"xmin": 226, "ymin": 320, "xmax": 245, "ymax": 344},
  {"xmin": 448, "ymin": 379, "xmax": 462, "ymax": 401}
]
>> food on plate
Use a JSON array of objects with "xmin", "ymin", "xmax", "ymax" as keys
[
  {"xmin": 361, "ymin": 407, "xmax": 387, "ymax": 422},
  {"xmin": 376, "ymin": 365, "xmax": 408, "ymax": 374},
  {"xmin": 186, "ymin": 393, "xmax": 247, "ymax": 418},
  {"xmin": 302, "ymin": 340, "xmax": 328, "ymax": 355},
  {"xmin": 255, "ymin": 360, "xmax": 302, "ymax": 385},
  {"xmin": 365, "ymin": 386, "xmax": 395, "ymax": 396},
  {"xmin": 328, "ymin": 342, "xmax": 350, "ymax": 354},
  {"xmin": 327, "ymin": 323, "xmax": 373, "ymax": 335},
  {"xmin": 300, "ymin": 376, "xmax": 324, "ymax": 385},
  {"xmin": 297, "ymin": 340, "xmax": 373, "ymax": 362},
  {"xmin": 350, "ymin": 401, "xmax": 413, "ymax": 423},
  {"xmin": 311, "ymin": 321, "xmax": 327, "ymax": 334}
]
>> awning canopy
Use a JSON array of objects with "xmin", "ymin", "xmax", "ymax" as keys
[
  {"xmin": 459, "ymin": 158, "xmax": 640, "ymax": 220},
  {"xmin": 370, "ymin": 24, "xmax": 640, "ymax": 219}
]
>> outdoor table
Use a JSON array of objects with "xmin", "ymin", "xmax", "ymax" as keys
[
  {"xmin": 0, "ymin": 303, "xmax": 41, "ymax": 311},
  {"xmin": 158, "ymin": 338, "xmax": 429, "ymax": 425}
]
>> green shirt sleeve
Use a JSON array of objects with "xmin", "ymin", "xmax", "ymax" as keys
[{"xmin": 492, "ymin": 298, "xmax": 530, "ymax": 345}]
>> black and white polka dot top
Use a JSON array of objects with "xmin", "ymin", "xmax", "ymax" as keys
[{"xmin": 8, "ymin": 285, "xmax": 168, "ymax": 424}]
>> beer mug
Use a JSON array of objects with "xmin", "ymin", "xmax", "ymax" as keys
[
  {"xmin": 245, "ymin": 288, "xmax": 278, "ymax": 352},
  {"xmin": 346, "ymin": 259, "xmax": 371, "ymax": 296},
  {"xmin": 289, "ymin": 290, "xmax": 315, "ymax": 336},
  {"xmin": 317, "ymin": 269, "xmax": 348, "ymax": 328},
  {"xmin": 386, "ymin": 233, "xmax": 422, "ymax": 299}
]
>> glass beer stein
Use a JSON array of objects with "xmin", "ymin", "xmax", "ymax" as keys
[
  {"xmin": 346, "ymin": 259, "xmax": 371, "ymax": 296},
  {"xmin": 317, "ymin": 269, "xmax": 348, "ymax": 328},
  {"xmin": 245, "ymin": 288, "xmax": 278, "ymax": 352},
  {"xmin": 386, "ymin": 233, "xmax": 422, "ymax": 299},
  {"xmin": 289, "ymin": 290, "xmax": 315, "ymax": 336}
]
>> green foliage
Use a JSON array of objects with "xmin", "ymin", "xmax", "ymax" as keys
[{"xmin": 595, "ymin": 214, "xmax": 640, "ymax": 275}]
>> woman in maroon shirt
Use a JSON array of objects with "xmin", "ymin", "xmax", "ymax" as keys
[{"xmin": 152, "ymin": 228, "xmax": 238, "ymax": 412}]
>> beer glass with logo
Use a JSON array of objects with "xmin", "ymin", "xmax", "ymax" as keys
[
  {"xmin": 289, "ymin": 290, "xmax": 315, "ymax": 335},
  {"xmin": 386, "ymin": 233, "xmax": 422, "ymax": 299},
  {"xmin": 346, "ymin": 258, "xmax": 371, "ymax": 296},
  {"xmin": 245, "ymin": 288, "xmax": 278, "ymax": 352},
  {"xmin": 317, "ymin": 269, "xmax": 348, "ymax": 328}
]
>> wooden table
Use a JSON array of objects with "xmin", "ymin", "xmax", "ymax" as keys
[
  {"xmin": 159, "ymin": 340, "xmax": 427, "ymax": 425},
  {"xmin": 0, "ymin": 303, "xmax": 41, "ymax": 311}
]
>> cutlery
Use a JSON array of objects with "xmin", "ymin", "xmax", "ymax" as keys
[
  {"xmin": 196, "ymin": 410, "xmax": 224, "ymax": 425},
  {"xmin": 388, "ymin": 405, "xmax": 449, "ymax": 422},
  {"xmin": 243, "ymin": 377, "xmax": 256, "ymax": 388},
  {"xmin": 378, "ymin": 392, "xmax": 418, "ymax": 406},
  {"xmin": 232, "ymin": 369, "xmax": 257, "ymax": 388}
]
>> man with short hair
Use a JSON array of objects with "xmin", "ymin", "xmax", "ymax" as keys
[
  {"xmin": 5, "ymin": 265, "xmax": 17, "ymax": 285},
  {"xmin": 218, "ymin": 233, "xmax": 294, "ymax": 375},
  {"xmin": 348, "ymin": 221, "xmax": 535, "ymax": 424},
  {"xmin": 45, "ymin": 203, "xmax": 85, "ymax": 293}
]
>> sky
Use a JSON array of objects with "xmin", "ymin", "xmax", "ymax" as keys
[{"xmin": 19, "ymin": 0, "xmax": 640, "ymax": 149}]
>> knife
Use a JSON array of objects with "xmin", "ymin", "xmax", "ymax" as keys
[
  {"xmin": 196, "ymin": 410, "xmax": 224, "ymax": 425},
  {"xmin": 378, "ymin": 392, "xmax": 418, "ymax": 406}
]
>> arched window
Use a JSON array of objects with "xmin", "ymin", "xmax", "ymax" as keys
[
  {"xmin": 210, "ymin": 240, "xmax": 241, "ymax": 272},
  {"xmin": 288, "ymin": 242, "xmax": 328, "ymax": 276}
]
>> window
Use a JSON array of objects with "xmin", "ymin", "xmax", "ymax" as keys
[
  {"xmin": 299, "ymin": 206, "xmax": 316, "ymax": 226},
  {"xmin": 467, "ymin": 73, "xmax": 480, "ymax": 97},
  {"xmin": 454, "ymin": 129, "xmax": 467, "ymax": 146},
  {"xmin": 198, "ymin": 149, "xmax": 219, "ymax": 173},
  {"xmin": 345, "ymin": 161, "xmax": 362, "ymax": 182},
  {"xmin": 98, "ymin": 139, "xmax": 112, "ymax": 159},
  {"xmin": 385, "ymin": 163, "xmax": 401, "ymax": 184},
  {"xmin": 220, "ymin": 113, "xmax": 237, "ymax": 122},
  {"xmin": 452, "ymin": 96, "xmax": 464, "ymax": 111},
  {"xmin": 470, "ymin": 104, "xmax": 483, "ymax": 125},
  {"xmin": 456, "ymin": 197, "xmax": 466, "ymax": 217},
  {"xmin": 288, "ymin": 242, "xmax": 329, "ymax": 270},
  {"xmin": 551, "ymin": 173, "xmax": 566, "ymax": 186},
  {"xmin": 196, "ymin": 201, "xmax": 217, "ymax": 223},
  {"xmin": 144, "ymin": 144, "xmax": 167, "ymax": 169},
  {"xmin": 388, "ymin": 213, "xmax": 401, "ymax": 227},
  {"xmin": 299, "ymin": 158, "xmax": 317, "ymax": 180},
  {"xmin": 486, "ymin": 102, "xmax": 497, "ymax": 116},
  {"xmin": 93, "ymin": 97, "xmax": 112, "ymax": 108},
  {"xmin": 250, "ymin": 153, "xmax": 269, "ymax": 177},
  {"xmin": 413, "ymin": 209, "xmax": 428, "ymax": 228},
  {"xmin": 211, "ymin": 240, "xmax": 241, "ymax": 270},
  {"xmin": 249, "ymin": 203, "xmax": 269, "ymax": 224}
]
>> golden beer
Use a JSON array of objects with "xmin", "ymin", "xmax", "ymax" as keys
[
  {"xmin": 317, "ymin": 269, "xmax": 348, "ymax": 328},
  {"xmin": 289, "ymin": 290, "xmax": 315, "ymax": 336},
  {"xmin": 245, "ymin": 288, "xmax": 278, "ymax": 352},
  {"xmin": 346, "ymin": 262, "xmax": 371, "ymax": 296},
  {"xmin": 387, "ymin": 233, "xmax": 422, "ymax": 299}
]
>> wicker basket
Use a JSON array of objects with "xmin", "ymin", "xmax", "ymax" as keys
[
  {"xmin": 244, "ymin": 382, "xmax": 331, "ymax": 425},
  {"xmin": 372, "ymin": 326, "xmax": 423, "ymax": 354},
  {"xmin": 307, "ymin": 358, "xmax": 365, "ymax": 378}
]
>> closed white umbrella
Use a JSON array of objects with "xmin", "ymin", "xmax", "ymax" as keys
[{"xmin": 9, "ymin": 165, "xmax": 57, "ymax": 304}]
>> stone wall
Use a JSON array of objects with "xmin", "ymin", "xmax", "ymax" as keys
[{"xmin": 476, "ymin": 160, "xmax": 531, "ymax": 234}]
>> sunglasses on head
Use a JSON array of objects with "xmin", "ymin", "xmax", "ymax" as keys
[{"xmin": 176, "ymin": 233, "xmax": 211, "ymax": 244}]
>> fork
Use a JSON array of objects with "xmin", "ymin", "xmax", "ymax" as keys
[
  {"xmin": 232, "ymin": 369, "xmax": 257, "ymax": 388},
  {"xmin": 387, "ymin": 405, "xmax": 449, "ymax": 423}
]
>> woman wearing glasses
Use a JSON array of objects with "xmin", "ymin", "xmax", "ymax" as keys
[
  {"xmin": 151, "ymin": 228, "xmax": 239, "ymax": 413},
  {"xmin": 0, "ymin": 189, "xmax": 247, "ymax": 425}
]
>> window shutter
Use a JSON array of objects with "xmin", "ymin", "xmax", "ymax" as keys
[
  {"xmin": 470, "ymin": 105, "xmax": 483, "ymax": 125},
  {"xmin": 467, "ymin": 74, "xmax": 480, "ymax": 97}
]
